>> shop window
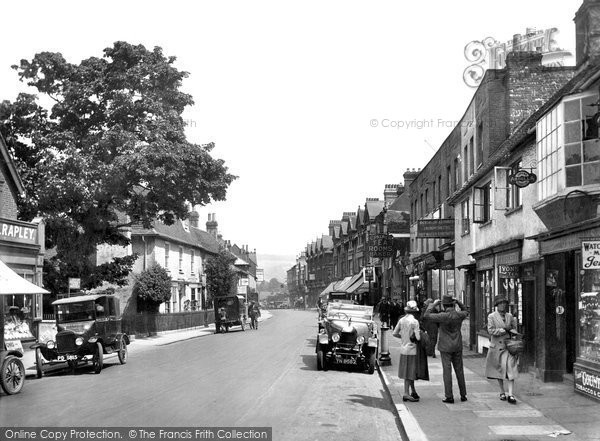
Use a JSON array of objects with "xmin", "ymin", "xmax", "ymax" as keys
[
  {"xmin": 478, "ymin": 269, "xmax": 494, "ymax": 330},
  {"xmin": 473, "ymin": 182, "xmax": 491, "ymax": 223},
  {"xmin": 499, "ymin": 274, "xmax": 522, "ymax": 328},
  {"xmin": 579, "ymin": 248, "xmax": 600, "ymax": 363},
  {"xmin": 3, "ymin": 295, "xmax": 35, "ymax": 341}
]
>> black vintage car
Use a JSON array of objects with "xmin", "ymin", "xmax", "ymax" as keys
[
  {"xmin": 32, "ymin": 294, "xmax": 129, "ymax": 375},
  {"xmin": 214, "ymin": 295, "xmax": 247, "ymax": 333},
  {"xmin": 316, "ymin": 302, "xmax": 378, "ymax": 374}
]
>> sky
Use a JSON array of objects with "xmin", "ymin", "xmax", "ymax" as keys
[{"xmin": 0, "ymin": 0, "xmax": 580, "ymax": 262}]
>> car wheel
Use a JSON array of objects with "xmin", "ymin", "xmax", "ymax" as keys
[
  {"xmin": 1, "ymin": 355, "xmax": 25, "ymax": 395},
  {"xmin": 321, "ymin": 346, "xmax": 329, "ymax": 371},
  {"xmin": 92, "ymin": 342, "xmax": 104, "ymax": 374},
  {"xmin": 35, "ymin": 348, "xmax": 44, "ymax": 379},
  {"xmin": 241, "ymin": 320, "xmax": 245, "ymax": 331},
  {"xmin": 368, "ymin": 351, "xmax": 376, "ymax": 375},
  {"xmin": 317, "ymin": 348, "xmax": 324, "ymax": 371},
  {"xmin": 118, "ymin": 337, "xmax": 128, "ymax": 365}
]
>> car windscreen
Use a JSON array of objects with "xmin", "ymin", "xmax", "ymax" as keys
[
  {"xmin": 55, "ymin": 302, "xmax": 95, "ymax": 323},
  {"xmin": 327, "ymin": 304, "xmax": 374, "ymax": 321}
]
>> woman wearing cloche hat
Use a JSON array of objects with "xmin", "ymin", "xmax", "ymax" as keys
[
  {"xmin": 392, "ymin": 300, "xmax": 427, "ymax": 402},
  {"xmin": 485, "ymin": 295, "xmax": 519, "ymax": 404}
]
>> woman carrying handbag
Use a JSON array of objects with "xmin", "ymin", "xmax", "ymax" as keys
[{"xmin": 485, "ymin": 296, "xmax": 520, "ymax": 404}]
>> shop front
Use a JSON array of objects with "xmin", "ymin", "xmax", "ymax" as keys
[
  {"xmin": 412, "ymin": 250, "xmax": 455, "ymax": 307},
  {"xmin": 0, "ymin": 217, "xmax": 47, "ymax": 356}
]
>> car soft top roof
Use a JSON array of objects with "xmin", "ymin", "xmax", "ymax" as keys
[{"xmin": 52, "ymin": 294, "xmax": 113, "ymax": 305}]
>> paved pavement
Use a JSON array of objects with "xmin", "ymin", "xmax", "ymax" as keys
[{"xmin": 378, "ymin": 326, "xmax": 600, "ymax": 441}]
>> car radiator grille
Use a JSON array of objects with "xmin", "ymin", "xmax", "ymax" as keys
[
  {"xmin": 56, "ymin": 332, "xmax": 76, "ymax": 353},
  {"xmin": 339, "ymin": 332, "xmax": 357, "ymax": 346}
]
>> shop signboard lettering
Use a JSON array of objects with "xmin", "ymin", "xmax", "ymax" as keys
[
  {"xmin": 416, "ymin": 219, "xmax": 455, "ymax": 238},
  {"xmin": 582, "ymin": 239, "xmax": 600, "ymax": 270},
  {"xmin": 368, "ymin": 233, "xmax": 394, "ymax": 258},
  {"xmin": 574, "ymin": 365, "xmax": 600, "ymax": 401},
  {"xmin": 498, "ymin": 264, "xmax": 520, "ymax": 279},
  {"xmin": 0, "ymin": 219, "xmax": 37, "ymax": 245},
  {"xmin": 508, "ymin": 169, "xmax": 537, "ymax": 188}
]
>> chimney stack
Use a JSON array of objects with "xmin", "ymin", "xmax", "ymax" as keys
[
  {"xmin": 575, "ymin": 0, "xmax": 600, "ymax": 67},
  {"xmin": 189, "ymin": 211, "xmax": 199, "ymax": 228},
  {"xmin": 403, "ymin": 168, "xmax": 421, "ymax": 190},
  {"xmin": 206, "ymin": 213, "xmax": 218, "ymax": 238},
  {"xmin": 384, "ymin": 184, "xmax": 400, "ymax": 205}
]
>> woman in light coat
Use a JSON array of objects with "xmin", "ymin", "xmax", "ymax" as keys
[
  {"xmin": 392, "ymin": 300, "xmax": 421, "ymax": 402},
  {"xmin": 485, "ymin": 296, "xmax": 519, "ymax": 404}
]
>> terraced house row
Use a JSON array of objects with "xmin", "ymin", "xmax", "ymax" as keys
[{"xmin": 290, "ymin": 0, "xmax": 600, "ymax": 401}]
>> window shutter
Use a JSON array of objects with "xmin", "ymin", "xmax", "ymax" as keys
[{"xmin": 494, "ymin": 166, "xmax": 511, "ymax": 210}]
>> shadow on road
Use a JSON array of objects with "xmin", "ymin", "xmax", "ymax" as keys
[{"xmin": 346, "ymin": 392, "xmax": 395, "ymax": 411}]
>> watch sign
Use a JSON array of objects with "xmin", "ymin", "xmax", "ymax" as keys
[{"xmin": 582, "ymin": 239, "xmax": 600, "ymax": 269}]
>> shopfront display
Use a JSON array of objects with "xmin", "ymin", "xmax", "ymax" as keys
[{"xmin": 575, "ymin": 239, "xmax": 600, "ymax": 401}]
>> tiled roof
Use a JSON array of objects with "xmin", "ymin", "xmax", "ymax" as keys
[
  {"xmin": 365, "ymin": 200, "xmax": 385, "ymax": 220},
  {"xmin": 132, "ymin": 220, "xmax": 220, "ymax": 255}
]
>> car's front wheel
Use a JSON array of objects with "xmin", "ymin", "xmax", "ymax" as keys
[
  {"xmin": 118, "ymin": 337, "xmax": 128, "ymax": 365},
  {"xmin": 0, "ymin": 355, "xmax": 25, "ymax": 395},
  {"xmin": 35, "ymin": 348, "xmax": 44, "ymax": 378},
  {"xmin": 92, "ymin": 342, "xmax": 104, "ymax": 374},
  {"xmin": 317, "ymin": 347, "xmax": 324, "ymax": 371}
]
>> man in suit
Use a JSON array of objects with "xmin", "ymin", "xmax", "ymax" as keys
[{"xmin": 423, "ymin": 295, "xmax": 469, "ymax": 403}]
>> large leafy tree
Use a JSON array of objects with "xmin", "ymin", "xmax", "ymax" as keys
[
  {"xmin": 0, "ymin": 42, "xmax": 236, "ymax": 292},
  {"xmin": 205, "ymin": 249, "xmax": 237, "ymax": 304}
]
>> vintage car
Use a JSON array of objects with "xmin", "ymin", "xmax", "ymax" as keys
[
  {"xmin": 214, "ymin": 295, "xmax": 247, "ymax": 333},
  {"xmin": 316, "ymin": 302, "xmax": 378, "ymax": 374},
  {"xmin": 32, "ymin": 294, "xmax": 129, "ymax": 375}
]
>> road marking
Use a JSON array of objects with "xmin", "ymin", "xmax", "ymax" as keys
[
  {"xmin": 474, "ymin": 409, "xmax": 543, "ymax": 417},
  {"xmin": 489, "ymin": 425, "xmax": 570, "ymax": 436}
]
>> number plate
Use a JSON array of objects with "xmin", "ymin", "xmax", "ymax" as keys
[
  {"xmin": 338, "ymin": 357, "xmax": 357, "ymax": 365},
  {"xmin": 57, "ymin": 355, "xmax": 78, "ymax": 361}
]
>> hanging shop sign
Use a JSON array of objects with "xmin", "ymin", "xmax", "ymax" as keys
[
  {"xmin": 363, "ymin": 266, "xmax": 374, "ymax": 282},
  {"xmin": 582, "ymin": 239, "xmax": 600, "ymax": 270},
  {"xmin": 416, "ymin": 219, "xmax": 455, "ymax": 238},
  {"xmin": 368, "ymin": 233, "xmax": 394, "ymax": 258},
  {"xmin": 498, "ymin": 264, "xmax": 520, "ymax": 279},
  {"xmin": 508, "ymin": 169, "xmax": 537, "ymax": 188}
]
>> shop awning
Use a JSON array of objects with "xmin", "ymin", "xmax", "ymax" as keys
[
  {"xmin": 0, "ymin": 259, "xmax": 49, "ymax": 295},
  {"xmin": 319, "ymin": 281, "xmax": 338, "ymax": 298}
]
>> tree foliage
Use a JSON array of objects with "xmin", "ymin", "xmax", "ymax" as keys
[
  {"xmin": 205, "ymin": 249, "xmax": 237, "ymax": 302},
  {"xmin": 133, "ymin": 263, "xmax": 172, "ymax": 312},
  {"xmin": 0, "ymin": 42, "xmax": 236, "ymax": 292}
]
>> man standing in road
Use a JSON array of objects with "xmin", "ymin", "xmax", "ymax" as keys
[{"xmin": 423, "ymin": 295, "xmax": 469, "ymax": 403}]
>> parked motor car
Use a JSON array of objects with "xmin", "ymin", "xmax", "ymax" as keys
[
  {"xmin": 316, "ymin": 302, "xmax": 378, "ymax": 374},
  {"xmin": 214, "ymin": 295, "xmax": 247, "ymax": 333},
  {"xmin": 32, "ymin": 294, "xmax": 129, "ymax": 375}
]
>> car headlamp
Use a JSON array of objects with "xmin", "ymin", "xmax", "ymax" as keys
[
  {"xmin": 332, "ymin": 333, "xmax": 340, "ymax": 343},
  {"xmin": 46, "ymin": 340, "xmax": 55, "ymax": 349},
  {"xmin": 75, "ymin": 337, "xmax": 84, "ymax": 346},
  {"xmin": 357, "ymin": 336, "xmax": 365, "ymax": 344}
]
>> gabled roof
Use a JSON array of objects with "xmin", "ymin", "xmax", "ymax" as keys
[
  {"xmin": 321, "ymin": 235, "xmax": 333, "ymax": 250},
  {"xmin": 348, "ymin": 214, "xmax": 357, "ymax": 232},
  {"xmin": 364, "ymin": 199, "xmax": 385, "ymax": 221},
  {"xmin": 0, "ymin": 132, "xmax": 25, "ymax": 195},
  {"xmin": 341, "ymin": 221, "xmax": 348, "ymax": 236},
  {"xmin": 356, "ymin": 207, "xmax": 364, "ymax": 229}
]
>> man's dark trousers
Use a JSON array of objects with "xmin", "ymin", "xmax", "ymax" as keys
[{"xmin": 440, "ymin": 350, "xmax": 467, "ymax": 399}]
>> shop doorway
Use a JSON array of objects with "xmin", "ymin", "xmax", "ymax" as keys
[{"xmin": 521, "ymin": 279, "xmax": 536, "ymax": 369}]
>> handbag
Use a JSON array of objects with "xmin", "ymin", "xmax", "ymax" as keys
[
  {"xmin": 410, "ymin": 328, "xmax": 430, "ymax": 349},
  {"xmin": 505, "ymin": 333, "xmax": 525, "ymax": 356}
]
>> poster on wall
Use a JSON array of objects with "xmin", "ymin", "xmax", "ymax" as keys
[{"xmin": 546, "ymin": 270, "xmax": 559, "ymax": 287}]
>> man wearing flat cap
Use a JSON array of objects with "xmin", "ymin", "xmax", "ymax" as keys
[{"xmin": 423, "ymin": 295, "xmax": 469, "ymax": 403}]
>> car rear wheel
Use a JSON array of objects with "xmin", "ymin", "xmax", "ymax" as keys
[
  {"xmin": 118, "ymin": 337, "xmax": 128, "ymax": 365},
  {"xmin": 317, "ymin": 348, "xmax": 324, "ymax": 371},
  {"xmin": 1, "ymin": 355, "xmax": 25, "ymax": 395},
  {"xmin": 92, "ymin": 342, "xmax": 103, "ymax": 374},
  {"xmin": 35, "ymin": 348, "xmax": 44, "ymax": 378}
]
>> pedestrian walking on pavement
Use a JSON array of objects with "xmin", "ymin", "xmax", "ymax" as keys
[
  {"xmin": 422, "ymin": 298, "xmax": 439, "ymax": 358},
  {"xmin": 423, "ymin": 295, "xmax": 469, "ymax": 403},
  {"xmin": 392, "ymin": 300, "xmax": 423, "ymax": 402},
  {"xmin": 485, "ymin": 295, "xmax": 519, "ymax": 404},
  {"xmin": 390, "ymin": 298, "xmax": 402, "ymax": 329},
  {"xmin": 378, "ymin": 297, "xmax": 391, "ymax": 328}
]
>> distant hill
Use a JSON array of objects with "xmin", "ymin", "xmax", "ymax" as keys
[{"xmin": 257, "ymin": 254, "xmax": 296, "ymax": 281}]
